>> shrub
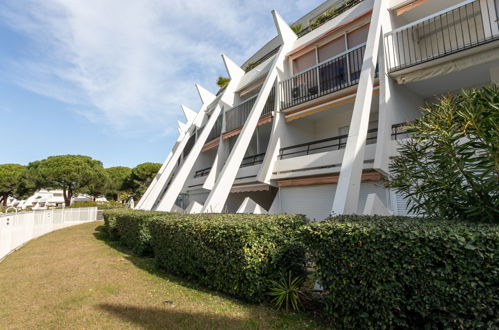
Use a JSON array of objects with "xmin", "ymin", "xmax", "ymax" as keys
[
  {"xmin": 390, "ymin": 85, "xmax": 499, "ymax": 223},
  {"xmin": 114, "ymin": 210, "xmax": 167, "ymax": 255},
  {"xmin": 303, "ymin": 215, "xmax": 499, "ymax": 328},
  {"xmin": 149, "ymin": 213, "xmax": 308, "ymax": 302},
  {"xmin": 71, "ymin": 201, "xmax": 127, "ymax": 209},
  {"xmin": 102, "ymin": 209, "xmax": 131, "ymax": 239}
]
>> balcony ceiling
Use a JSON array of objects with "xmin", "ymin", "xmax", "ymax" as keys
[{"xmin": 404, "ymin": 59, "xmax": 499, "ymax": 98}]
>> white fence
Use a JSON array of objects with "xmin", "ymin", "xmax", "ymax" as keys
[{"xmin": 0, "ymin": 207, "xmax": 98, "ymax": 261}]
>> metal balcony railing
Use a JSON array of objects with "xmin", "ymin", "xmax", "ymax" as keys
[
  {"xmin": 391, "ymin": 122, "xmax": 413, "ymax": 140},
  {"xmin": 183, "ymin": 133, "xmax": 196, "ymax": 158},
  {"xmin": 280, "ymin": 44, "xmax": 366, "ymax": 110},
  {"xmin": 384, "ymin": 0, "xmax": 499, "ymax": 72},
  {"xmin": 194, "ymin": 167, "xmax": 211, "ymax": 178},
  {"xmin": 224, "ymin": 86, "xmax": 275, "ymax": 133},
  {"xmin": 240, "ymin": 153, "xmax": 266, "ymax": 168},
  {"xmin": 278, "ymin": 128, "xmax": 377, "ymax": 160},
  {"xmin": 206, "ymin": 113, "xmax": 223, "ymax": 142}
]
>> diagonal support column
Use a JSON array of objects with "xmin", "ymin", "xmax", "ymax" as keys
[
  {"xmin": 201, "ymin": 10, "xmax": 297, "ymax": 213},
  {"xmin": 136, "ymin": 116, "xmax": 190, "ymax": 209},
  {"xmin": 331, "ymin": 0, "xmax": 388, "ymax": 215},
  {"xmin": 204, "ymin": 54, "xmax": 245, "ymax": 191},
  {"xmin": 155, "ymin": 105, "xmax": 223, "ymax": 211},
  {"xmin": 137, "ymin": 85, "xmax": 215, "ymax": 210}
]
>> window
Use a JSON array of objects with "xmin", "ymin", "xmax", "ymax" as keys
[
  {"xmin": 347, "ymin": 24, "xmax": 369, "ymax": 48},
  {"xmin": 293, "ymin": 50, "xmax": 316, "ymax": 74},
  {"xmin": 318, "ymin": 37, "xmax": 346, "ymax": 63}
]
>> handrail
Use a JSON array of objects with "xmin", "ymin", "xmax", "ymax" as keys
[
  {"xmin": 384, "ymin": 0, "xmax": 499, "ymax": 72},
  {"xmin": 290, "ymin": 42, "xmax": 367, "ymax": 79},
  {"xmin": 194, "ymin": 167, "xmax": 211, "ymax": 178},
  {"xmin": 279, "ymin": 128, "xmax": 377, "ymax": 160},
  {"xmin": 240, "ymin": 153, "xmax": 266, "ymax": 168},
  {"xmin": 386, "ymin": 0, "xmax": 476, "ymax": 35},
  {"xmin": 280, "ymin": 45, "xmax": 367, "ymax": 110}
]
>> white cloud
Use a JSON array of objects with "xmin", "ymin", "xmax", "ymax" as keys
[{"xmin": 0, "ymin": 0, "xmax": 323, "ymax": 136}]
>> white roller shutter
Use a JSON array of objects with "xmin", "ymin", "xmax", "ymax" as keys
[{"xmin": 279, "ymin": 185, "xmax": 336, "ymax": 221}]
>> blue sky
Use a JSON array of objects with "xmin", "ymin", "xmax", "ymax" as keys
[{"xmin": 0, "ymin": 0, "xmax": 323, "ymax": 168}]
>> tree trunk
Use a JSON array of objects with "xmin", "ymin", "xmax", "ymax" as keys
[
  {"xmin": 63, "ymin": 188, "xmax": 72, "ymax": 207},
  {"xmin": 1, "ymin": 194, "xmax": 7, "ymax": 207}
]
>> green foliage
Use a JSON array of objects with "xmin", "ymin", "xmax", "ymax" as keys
[
  {"xmin": 148, "ymin": 213, "xmax": 308, "ymax": 302},
  {"xmin": 105, "ymin": 166, "xmax": 132, "ymax": 201},
  {"xmin": 390, "ymin": 86, "xmax": 499, "ymax": 223},
  {"xmin": 308, "ymin": 0, "xmax": 362, "ymax": 32},
  {"xmin": 70, "ymin": 201, "xmax": 126, "ymax": 210},
  {"xmin": 25, "ymin": 155, "xmax": 107, "ymax": 206},
  {"xmin": 103, "ymin": 208, "xmax": 129, "ymax": 240},
  {"xmin": 243, "ymin": 61, "xmax": 257, "ymax": 72},
  {"xmin": 268, "ymin": 272, "xmax": 305, "ymax": 311},
  {"xmin": 104, "ymin": 209, "xmax": 167, "ymax": 255},
  {"xmin": 290, "ymin": 24, "xmax": 303, "ymax": 34},
  {"xmin": 303, "ymin": 215, "xmax": 499, "ymax": 328},
  {"xmin": 125, "ymin": 162, "xmax": 161, "ymax": 202},
  {"xmin": 216, "ymin": 76, "xmax": 230, "ymax": 89},
  {"xmin": 0, "ymin": 164, "xmax": 25, "ymax": 206}
]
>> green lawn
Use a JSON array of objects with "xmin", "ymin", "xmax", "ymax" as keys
[{"xmin": 0, "ymin": 221, "xmax": 321, "ymax": 329}]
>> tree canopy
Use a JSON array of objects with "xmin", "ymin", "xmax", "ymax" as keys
[
  {"xmin": 105, "ymin": 166, "xmax": 132, "ymax": 201},
  {"xmin": 390, "ymin": 85, "xmax": 499, "ymax": 223},
  {"xmin": 0, "ymin": 164, "xmax": 25, "ymax": 206},
  {"xmin": 126, "ymin": 162, "xmax": 161, "ymax": 201},
  {"xmin": 31, "ymin": 155, "xmax": 107, "ymax": 206}
]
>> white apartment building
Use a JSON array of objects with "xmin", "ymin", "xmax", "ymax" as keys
[{"xmin": 136, "ymin": 0, "xmax": 499, "ymax": 220}]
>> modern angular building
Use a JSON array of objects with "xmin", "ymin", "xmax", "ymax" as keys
[{"xmin": 136, "ymin": 0, "xmax": 499, "ymax": 220}]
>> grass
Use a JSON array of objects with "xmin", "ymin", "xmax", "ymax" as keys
[{"xmin": 0, "ymin": 221, "xmax": 322, "ymax": 329}]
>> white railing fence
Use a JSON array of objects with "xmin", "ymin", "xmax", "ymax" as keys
[{"xmin": 0, "ymin": 207, "xmax": 98, "ymax": 261}]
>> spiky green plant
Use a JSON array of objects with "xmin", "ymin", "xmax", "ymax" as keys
[
  {"xmin": 389, "ymin": 85, "xmax": 499, "ymax": 223},
  {"xmin": 291, "ymin": 24, "xmax": 303, "ymax": 34},
  {"xmin": 268, "ymin": 272, "xmax": 305, "ymax": 311},
  {"xmin": 216, "ymin": 76, "xmax": 230, "ymax": 89}
]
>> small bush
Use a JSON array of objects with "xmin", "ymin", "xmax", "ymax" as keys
[
  {"xmin": 149, "ymin": 213, "xmax": 308, "ymax": 302},
  {"xmin": 303, "ymin": 215, "xmax": 499, "ymax": 328}
]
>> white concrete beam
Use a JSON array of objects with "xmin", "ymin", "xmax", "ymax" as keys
[
  {"xmin": 181, "ymin": 105, "xmax": 197, "ymax": 123},
  {"xmin": 156, "ymin": 105, "xmax": 223, "ymax": 211},
  {"xmin": 138, "ymin": 92, "xmax": 211, "ymax": 210},
  {"xmin": 236, "ymin": 197, "xmax": 268, "ymax": 214},
  {"xmin": 201, "ymin": 10, "xmax": 297, "ymax": 213},
  {"xmin": 331, "ymin": 0, "xmax": 387, "ymax": 215}
]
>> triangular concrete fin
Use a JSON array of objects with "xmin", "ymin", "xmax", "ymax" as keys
[
  {"xmin": 181, "ymin": 105, "xmax": 197, "ymax": 123},
  {"xmin": 177, "ymin": 120, "xmax": 188, "ymax": 134},
  {"xmin": 195, "ymin": 84, "xmax": 216, "ymax": 105},
  {"xmin": 272, "ymin": 10, "xmax": 297, "ymax": 44},
  {"xmin": 221, "ymin": 54, "xmax": 245, "ymax": 80}
]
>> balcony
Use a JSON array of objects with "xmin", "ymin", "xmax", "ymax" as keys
[
  {"xmin": 240, "ymin": 153, "xmax": 265, "ymax": 168},
  {"xmin": 193, "ymin": 167, "xmax": 211, "ymax": 178},
  {"xmin": 206, "ymin": 113, "xmax": 223, "ymax": 142},
  {"xmin": 278, "ymin": 128, "xmax": 377, "ymax": 160},
  {"xmin": 384, "ymin": 0, "xmax": 499, "ymax": 73},
  {"xmin": 280, "ymin": 44, "xmax": 366, "ymax": 110},
  {"xmin": 224, "ymin": 86, "xmax": 275, "ymax": 133}
]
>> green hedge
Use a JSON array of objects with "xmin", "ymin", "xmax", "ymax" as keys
[
  {"xmin": 149, "ymin": 213, "xmax": 308, "ymax": 302},
  {"xmin": 303, "ymin": 215, "xmax": 499, "ymax": 328},
  {"xmin": 103, "ymin": 209, "xmax": 131, "ymax": 239},
  {"xmin": 114, "ymin": 210, "xmax": 167, "ymax": 255}
]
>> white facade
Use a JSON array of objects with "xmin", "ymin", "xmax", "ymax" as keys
[
  {"xmin": 7, "ymin": 189, "xmax": 105, "ymax": 210},
  {"xmin": 137, "ymin": 0, "xmax": 499, "ymax": 220}
]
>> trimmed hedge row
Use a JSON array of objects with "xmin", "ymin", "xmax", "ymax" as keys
[
  {"xmin": 303, "ymin": 215, "xmax": 499, "ymax": 328},
  {"xmin": 149, "ymin": 213, "xmax": 308, "ymax": 302}
]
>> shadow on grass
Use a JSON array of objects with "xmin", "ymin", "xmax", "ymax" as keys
[
  {"xmin": 92, "ymin": 225, "xmax": 253, "ymax": 305},
  {"xmin": 92, "ymin": 224, "xmax": 325, "ymax": 328},
  {"xmin": 99, "ymin": 303, "xmax": 256, "ymax": 329}
]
